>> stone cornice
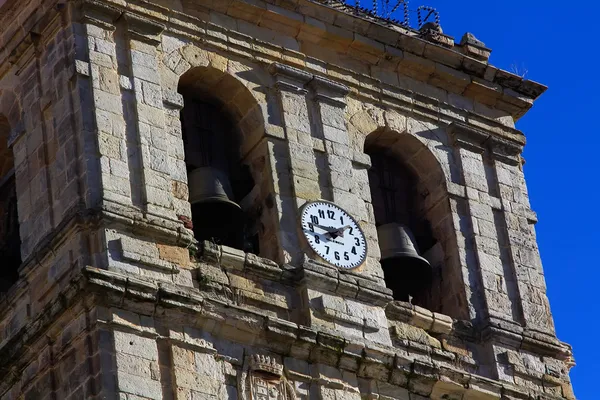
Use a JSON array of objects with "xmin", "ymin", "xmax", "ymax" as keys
[
  {"xmin": 0, "ymin": 0, "xmax": 533, "ymax": 147},
  {"xmin": 301, "ymin": 0, "xmax": 546, "ymax": 99},
  {"xmin": 269, "ymin": 62, "xmax": 350, "ymax": 107},
  {"xmin": 308, "ymin": 75, "xmax": 350, "ymax": 107},
  {"xmin": 166, "ymin": 12, "xmax": 528, "ymax": 144},
  {"xmin": 0, "ymin": 0, "xmax": 546, "ymax": 120}
]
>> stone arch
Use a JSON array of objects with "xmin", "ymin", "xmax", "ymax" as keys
[
  {"xmin": 162, "ymin": 44, "xmax": 271, "ymax": 157},
  {"xmin": 364, "ymin": 128, "xmax": 467, "ymax": 318},
  {"xmin": 174, "ymin": 58, "xmax": 272, "ymax": 257},
  {"xmin": 178, "ymin": 65, "xmax": 266, "ymax": 159}
]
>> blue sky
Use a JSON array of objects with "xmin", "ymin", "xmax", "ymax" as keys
[{"xmin": 353, "ymin": 0, "xmax": 596, "ymax": 397}]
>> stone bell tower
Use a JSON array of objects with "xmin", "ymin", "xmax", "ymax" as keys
[{"xmin": 0, "ymin": 0, "xmax": 575, "ymax": 399}]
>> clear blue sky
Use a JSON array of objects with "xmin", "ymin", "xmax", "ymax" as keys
[{"xmin": 353, "ymin": 1, "xmax": 595, "ymax": 397}]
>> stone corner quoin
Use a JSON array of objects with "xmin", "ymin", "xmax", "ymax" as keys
[{"xmin": 0, "ymin": 0, "xmax": 574, "ymax": 400}]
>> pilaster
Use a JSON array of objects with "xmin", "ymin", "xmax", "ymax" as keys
[
  {"xmin": 121, "ymin": 12, "xmax": 173, "ymax": 220},
  {"xmin": 307, "ymin": 76, "xmax": 383, "ymax": 282},
  {"xmin": 268, "ymin": 63, "xmax": 318, "ymax": 264}
]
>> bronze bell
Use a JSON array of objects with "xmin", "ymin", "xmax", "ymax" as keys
[
  {"xmin": 188, "ymin": 167, "xmax": 244, "ymax": 248},
  {"xmin": 377, "ymin": 222, "xmax": 432, "ymax": 300}
]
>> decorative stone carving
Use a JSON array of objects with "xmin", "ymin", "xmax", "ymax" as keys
[{"xmin": 239, "ymin": 354, "xmax": 297, "ymax": 400}]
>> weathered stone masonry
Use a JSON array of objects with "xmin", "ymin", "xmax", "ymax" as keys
[{"xmin": 0, "ymin": 0, "xmax": 575, "ymax": 399}]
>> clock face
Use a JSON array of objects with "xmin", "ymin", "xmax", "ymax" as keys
[{"xmin": 299, "ymin": 201, "xmax": 367, "ymax": 269}]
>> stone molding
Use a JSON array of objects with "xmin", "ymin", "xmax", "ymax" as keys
[
  {"xmin": 386, "ymin": 300, "xmax": 453, "ymax": 335},
  {"xmin": 447, "ymin": 121, "xmax": 523, "ymax": 165},
  {"xmin": 308, "ymin": 75, "xmax": 350, "ymax": 107},
  {"xmin": 6, "ymin": 198, "xmax": 194, "ymax": 293},
  {"xmin": 0, "ymin": 261, "xmax": 574, "ymax": 399},
  {"xmin": 162, "ymin": 89, "xmax": 184, "ymax": 110},
  {"xmin": 295, "ymin": 257, "xmax": 393, "ymax": 306},
  {"xmin": 268, "ymin": 62, "xmax": 313, "ymax": 94},
  {"xmin": 197, "ymin": 242, "xmax": 392, "ymax": 306},
  {"xmin": 122, "ymin": 11, "xmax": 165, "ymax": 46},
  {"xmin": 313, "ymin": 295, "xmax": 380, "ymax": 333},
  {"xmin": 80, "ymin": 0, "xmax": 121, "ymax": 27},
  {"xmin": 76, "ymin": 265, "xmax": 568, "ymax": 400}
]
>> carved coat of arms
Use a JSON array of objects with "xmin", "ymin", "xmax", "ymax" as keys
[{"xmin": 239, "ymin": 354, "xmax": 297, "ymax": 400}]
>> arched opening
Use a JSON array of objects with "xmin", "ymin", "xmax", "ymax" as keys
[
  {"xmin": 366, "ymin": 129, "xmax": 464, "ymax": 316},
  {"xmin": 178, "ymin": 67, "xmax": 263, "ymax": 254},
  {"xmin": 0, "ymin": 115, "xmax": 21, "ymax": 293}
]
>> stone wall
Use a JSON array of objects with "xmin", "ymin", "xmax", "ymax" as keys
[{"xmin": 0, "ymin": 0, "xmax": 575, "ymax": 399}]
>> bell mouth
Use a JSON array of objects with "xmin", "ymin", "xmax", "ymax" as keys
[
  {"xmin": 187, "ymin": 166, "xmax": 245, "ymax": 248},
  {"xmin": 191, "ymin": 201, "xmax": 244, "ymax": 249},
  {"xmin": 381, "ymin": 256, "xmax": 433, "ymax": 300},
  {"xmin": 381, "ymin": 251, "xmax": 431, "ymax": 271},
  {"xmin": 193, "ymin": 195, "xmax": 241, "ymax": 208},
  {"xmin": 377, "ymin": 222, "xmax": 432, "ymax": 300}
]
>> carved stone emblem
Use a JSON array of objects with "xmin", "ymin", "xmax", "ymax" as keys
[{"xmin": 239, "ymin": 354, "xmax": 297, "ymax": 400}]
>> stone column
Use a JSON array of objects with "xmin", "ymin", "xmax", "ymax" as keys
[{"xmin": 76, "ymin": 3, "xmax": 192, "ymax": 275}]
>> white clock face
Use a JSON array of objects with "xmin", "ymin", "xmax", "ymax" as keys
[{"xmin": 300, "ymin": 201, "xmax": 367, "ymax": 269}]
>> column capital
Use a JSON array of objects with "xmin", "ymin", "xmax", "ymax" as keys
[
  {"xmin": 268, "ymin": 62, "xmax": 312, "ymax": 94},
  {"xmin": 122, "ymin": 12, "xmax": 165, "ymax": 46},
  {"xmin": 447, "ymin": 122, "xmax": 522, "ymax": 165},
  {"xmin": 80, "ymin": 0, "xmax": 121, "ymax": 29},
  {"xmin": 308, "ymin": 75, "xmax": 349, "ymax": 107}
]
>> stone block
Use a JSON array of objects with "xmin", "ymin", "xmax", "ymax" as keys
[
  {"xmin": 114, "ymin": 331, "xmax": 158, "ymax": 361},
  {"xmin": 157, "ymin": 244, "xmax": 189, "ymax": 266},
  {"xmin": 118, "ymin": 372, "xmax": 163, "ymax": 399}
]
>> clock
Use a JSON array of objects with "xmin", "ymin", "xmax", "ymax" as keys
[{"xmin": 299, "ymin": 201, "xmax": 367, "ymax": 269}]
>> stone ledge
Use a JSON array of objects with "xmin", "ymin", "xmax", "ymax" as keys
[
  {"xmin": 80, "ymin": 265, "xmax": 571, "ymax": 400},
  {"xmin": 0, "ymin": 264, "xmax": 574, "ymax": 400},
  {"xmin": 386, "ymin": 300, "xmax": 453, "ymax": 335},
  {"xmin": 100, "ymin": 199, "xmax": 195, "ymax": 247},
  {"xmin": 295, "ymin": 257, "xmax": 393, "ymax": 306},
  {"xmin": 196, "ymin": 241, "xmax": 295, "ymax": 283},
  {"xmin": 196, "ymin": 242, "xmax": 392, "ymax": 306}
]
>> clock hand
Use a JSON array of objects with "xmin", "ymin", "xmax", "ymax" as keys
[
  {"xmin": 333, "ymin": 225, "xmax": 352, "ymax": 238},
  {"xmin": 311, "ymin": 223, "xmax": 338, "ymax": 234}
]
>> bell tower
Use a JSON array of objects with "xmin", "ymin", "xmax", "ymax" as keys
[{"xmin": 0, "ymin": 0, "xmax": 575, "ymax": 399}]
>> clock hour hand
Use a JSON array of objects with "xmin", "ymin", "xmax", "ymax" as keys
[
  {"xmin": 334, "ymin": 225, "xmax": 352, "ymax": 237},
  {"xmin": 309, "ymin": 223, "xmax": 340, "ymax": 239},
  {"xmin": 310, "ymin": 223, "xmax": 337, "ymax": 233}
]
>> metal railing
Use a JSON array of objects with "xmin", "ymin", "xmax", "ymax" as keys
[{"xmin": 313, "ymin": 0, "xmax": 440, "ymax": 31}]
